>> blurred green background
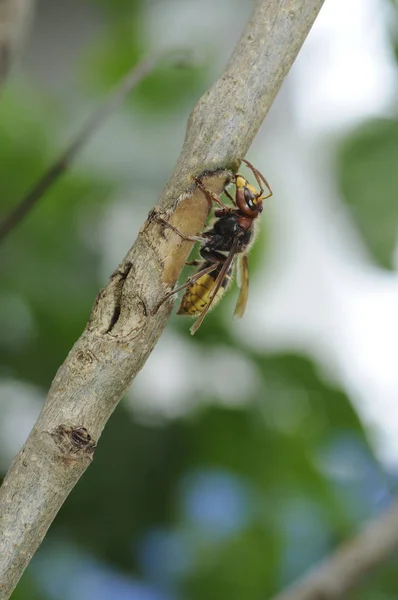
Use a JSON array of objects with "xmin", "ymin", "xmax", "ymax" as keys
[{"xmin": 2, "ymin": 0, "xmax": 398, "ymax": 598}]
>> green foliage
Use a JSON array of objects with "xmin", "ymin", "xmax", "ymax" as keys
[
  {"xmin": 0, "ymin": 88, "xmax": 112, "ymax": 387},
  {"xmin": 337, "ymin": 118, "xmax": 398, "ymax": 269},
  {"xmin": 85, "ymin": 21, "xmax": 209, "ymax": 116},
  {"xmin": 335, "ymin": 0, "xmax": 398, "ymax": 271},
  {"xmin": 32, "ymin": 353, "xmax": 386, "ymax": 599},
  {"xmin": 94, "ymin": 0, "xmax": 142, "ymax": 20},
  {"xmin": 2, "ymin": 2, "xmax": 398, "ymax": 600},
  {"xmin": 184, "ymin": 526, "xmax": 279, "ymax": 600},
  {"xmin": 54, "ymin": 407, "xmax": 189, "ymax": 570},
  {"xmin": 9, "ymin": 575, "xmax": 43, "ymax": 600}
]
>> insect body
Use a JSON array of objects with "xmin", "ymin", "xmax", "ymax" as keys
[
  {"xmin": 177, "ymin": 260, "xmax": 234, "ymax": 317},
  {"xmin": 155, "ymin": 159, "xmax": 273, "ymax": 334}
]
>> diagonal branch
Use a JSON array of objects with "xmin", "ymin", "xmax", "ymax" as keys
[
  {"xmin": 271, "ymin": 499, "xmax": 398, "ymax": 600},
  {"xmin": 0, "ymin": 1, "xmax": 325, "ymax": 597}
]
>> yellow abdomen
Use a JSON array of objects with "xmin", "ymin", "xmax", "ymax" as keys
[{"xmin": 177, "ymin": 264, "xmax": 233, "ymax": 316}]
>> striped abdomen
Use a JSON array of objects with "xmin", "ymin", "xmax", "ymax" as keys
[{"xmin": 177, "ymin": 261, "xmax": 234, "ymax": 317}]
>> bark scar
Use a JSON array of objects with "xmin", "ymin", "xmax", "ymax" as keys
[
  {"xmin": 50, "ymin": 425, "xmax": 97, "ymax": 463},
  {"xmin": 105, "ymin": 262, "xmax": 133, "ymax": 333}
]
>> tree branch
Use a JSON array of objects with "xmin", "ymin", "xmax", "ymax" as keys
[
  {"xmin": 271, "ymin": 500, "xmax": 398, "ymax": 600},
  {"xmin": 0, "ymin": 1, "xmax": 325, "ymax": 597}
]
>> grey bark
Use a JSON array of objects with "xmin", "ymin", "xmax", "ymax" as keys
[{"xmin": 0, "ymin": 1, "xmax": 325, "ymax": 598}]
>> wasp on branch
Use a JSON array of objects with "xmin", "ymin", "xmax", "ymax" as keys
[{"xmin": 153, "ymin": 159, "xmax": 273, "ymax": 335}]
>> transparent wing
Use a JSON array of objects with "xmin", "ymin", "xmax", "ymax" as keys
[
  {"xmin": 234, "ymin": 254, "xmax": 249, "ymax": 319},
  {"xmin": 190, "ymin": 239, "xmax": 239, "ymax": 335}
]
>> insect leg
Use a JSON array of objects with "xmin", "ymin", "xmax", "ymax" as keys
[
  {"xmin": 194, "ymin": 177, "xmax": 232, "ymax": 210},
  {"xmin": 151, "ymin": 262, "xmax": 219, "ymax": 315},
  {"xmin": 152, "ymin": 214, "xmax": 206, "ymax": 243},
  {"xmin": 185, "ymin": 259, "xmax": 202, "ymax": 266},
  {"xmin": 223, "ymin": 188, "xmax": 236, "ymax": 205}
]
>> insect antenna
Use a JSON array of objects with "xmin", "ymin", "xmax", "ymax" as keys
[{"xmin": 241, "ymin": 158, "xmax": 273, "ymax": 200}]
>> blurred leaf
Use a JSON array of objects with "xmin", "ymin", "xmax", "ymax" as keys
[
  {"xmin": 337, "ymin": 118, "xmax": 398, "ymax": 269},
  {"xmin": 10, "ymin": 572, "xmax": 45, "ymax": 600},
  {"xmin": 349, "ymin": 555, "xmax": 398, "ymax": 599},
  {"xmin": 134, "ymin": 61, "xmax": 208, "ymax": 116},
  {"xmin": 84, "ymin": 23, "xmax": 143, "ymax": 92},
  {"xmin": 53, "ymin": 405, "xmax": 191, "ymax": 570},
  {"xmin": 84, "ymin": 23, "xmax": 209, "ymax": 116},
  {"xmin": 255, "ymin": 354, "xmax": 364, "ymax": 432},
  {"xmin": 184, "ymin": 527, "xmax": 279, "ymax": 600},
  {"xmin": 0, "ymin": 85, "xmax": 113, "ymax": 387},
  {"xmin": 17, "ymin": 351, "xmax": 390, "ymax": 600},
  {"xmin": 254, "ymin": 354, "xmax": 381, "ymax": 529},
  {"xmin": 386, "ymin": 0, "xmax": 398, "ymax": 65},
  {"xmin": 93, "ymin": 0, "xmax": 143, "ymax": 20}
]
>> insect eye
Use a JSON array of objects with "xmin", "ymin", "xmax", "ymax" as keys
[{"xmin": 244, "ymin": 187, "xmax": 255, "ymax": 210}]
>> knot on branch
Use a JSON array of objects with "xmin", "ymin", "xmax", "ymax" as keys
[
  {"xmin": 88, "ymin": 261, "xmax": 147, "ymax": 339},
  {"xmin": 50, "ymin": 425, "xmax": 97, "ymax": 463}
]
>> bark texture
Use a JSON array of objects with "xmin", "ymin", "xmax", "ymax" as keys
[{"xmin": 0, "ymin": 1, "xmax": 325, "ymax": 597}]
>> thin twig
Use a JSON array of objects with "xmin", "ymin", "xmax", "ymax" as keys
[
  {"xmin": 0, "ymin": 49, "xmax": 188, "ymax": 243},
  {"xmin": 0, "ymin": 1, "xmax": 325, "ymax": 598},
  {"xmin": 271, "ymin": 500, "xmax": 398, "ymax": 600}
]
